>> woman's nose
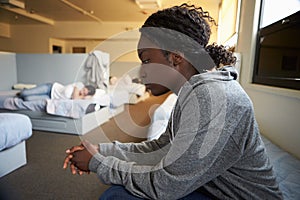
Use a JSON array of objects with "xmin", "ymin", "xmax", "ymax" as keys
[{"xmin": 139, "ymin": 66, "xmax": 147, "ymax": 80}]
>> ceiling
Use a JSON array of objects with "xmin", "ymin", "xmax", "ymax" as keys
[{"xmin": 0, "ymin": 0, "xmax": 221, "ymax": 25}]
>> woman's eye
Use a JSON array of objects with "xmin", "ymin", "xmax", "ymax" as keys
[{"xmin": 142, "ymin": 59, "xmax": 150, "ymax": 64}]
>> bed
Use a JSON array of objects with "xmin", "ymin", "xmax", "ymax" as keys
[
  {"xmin": 108, "ymin": 74, "xmax": 150, "ymax": 106},
  {"xmin": 262, "ymin": 136, "xmax": 300, "ymax": 200},
  {"xmin": 0, "ymin": 52, "xmax": 148, "ymax": 135},
  {"xmin": 0, "ymin": 75, "xmax": 149, "ymax": 136},
  {"xmin": 0, "ymin": 90, "xmax": 124, "ymax": 135},
  {"xmin": 0, "ymin": 113, "xmax": 32, "ymax": 177}
]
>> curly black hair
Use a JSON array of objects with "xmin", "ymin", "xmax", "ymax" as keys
[
  {"xmin": 140, "ymin": 4, "xmax": 236, "ymax": 69},
  {"xmin": 206, "ymin": 43, "xmax": 237, "ymax": 67}
]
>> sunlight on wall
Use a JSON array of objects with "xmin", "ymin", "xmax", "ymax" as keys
[{"xmin": 218, "ymin": 0, "xmax": 238, "ymax": 45}]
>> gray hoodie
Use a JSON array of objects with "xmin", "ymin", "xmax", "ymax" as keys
[{"xmin": 89, "ymin": 66, "xmax": 283, "ymax": 200}]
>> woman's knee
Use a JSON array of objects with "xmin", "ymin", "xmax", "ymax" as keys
[
  {"xmin": 100, "ymin": 186, "xmax": 125, "ymax": 200},
  {"xmin": 99, "ymin": 185, "xmax": 142, "ymax": 200}
]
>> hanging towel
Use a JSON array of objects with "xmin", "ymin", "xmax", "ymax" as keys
[{"xmin": 83, "ymin": 50, "xmax": 110, "ymax": 90}]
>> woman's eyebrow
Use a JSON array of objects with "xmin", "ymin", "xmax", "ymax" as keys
[{"xmin": 138, "ymin": 49, "xmax": 146, "ymax": 59}]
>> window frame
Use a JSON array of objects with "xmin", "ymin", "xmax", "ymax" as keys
[{"xmin": 252, "ymin": 4, "xmax": 300, "ymax": 90}]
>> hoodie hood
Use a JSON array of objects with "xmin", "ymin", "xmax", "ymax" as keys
[{"xmin": 189, "ymin": 65, "xmax": 238, "ymax": 85}]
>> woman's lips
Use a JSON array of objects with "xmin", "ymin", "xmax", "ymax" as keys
[{"xmin": 145, "ymin": 84, "xmax": 151, "ymax": 90}]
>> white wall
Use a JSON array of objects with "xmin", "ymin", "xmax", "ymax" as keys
[
  {"xmin": 0, "ymin": 52, "xmax": 17, "ymax": 90},
  {"xmin": 236, "ymin": 0, "xmax": 300, "ymax": 159},
  {"xmin": 16, "ymin": 54, "xmax": 88, "ymax": 85}
]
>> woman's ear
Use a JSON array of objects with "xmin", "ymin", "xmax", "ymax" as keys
[{"xmin": 170, "ymin": 52, "xmax": 184, "ymax": 67}]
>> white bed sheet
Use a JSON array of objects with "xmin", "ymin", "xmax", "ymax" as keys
[{"xmin": 0, "ymin": 113, "xmax": 32, "ymax": 151}]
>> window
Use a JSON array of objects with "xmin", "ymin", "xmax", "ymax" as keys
[
  {"xmin": 72, "ymin": 47, "xmax": 86, "ymax": 53},
  {"xmin": 253, "ymin": 1, "xmax": 300, "ymax": 90},
  {"xmin": 52, "ymin": 45, "xmax": 62, "ymax": 54}
]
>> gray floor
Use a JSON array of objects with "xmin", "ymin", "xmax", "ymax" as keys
[{"xmin": 0, "ymin": 130, "xmax": 110, "ymax": 200}]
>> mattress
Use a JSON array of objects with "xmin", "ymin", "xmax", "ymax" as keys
[
  {"xmin": 0, "ymin": 113, "xmax": 32, "ymax": 178},
  {"xmin": 0, "ymin": 90, "xmax": 122, "ymax": 135},
  {"xmin": 262, "ymin": 136, "xmax": 300, "ymax": 200},
  {"xmin": 0, "ymin": 113, "xmax": 32, "ymax": 151}
]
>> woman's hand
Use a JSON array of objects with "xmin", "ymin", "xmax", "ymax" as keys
[
  {"xmin": 63, "ymin": 144, "xmax": 85, "ymax": 174},
  {"xmin": 70, "ymin": 148, "xmax": 93, "ymax": 172},
  {"xmin": 63, "ymin": 141, "xmax": 99, "ymax": 175}
]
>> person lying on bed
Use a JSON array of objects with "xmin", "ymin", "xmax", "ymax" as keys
[
  {"xmin": 63, "ymin": 4, "xmax": 283, "ymax": 200},
  {"xmin": 19, "ymin": 82, "xmax": 96, "ymax": 101}
]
